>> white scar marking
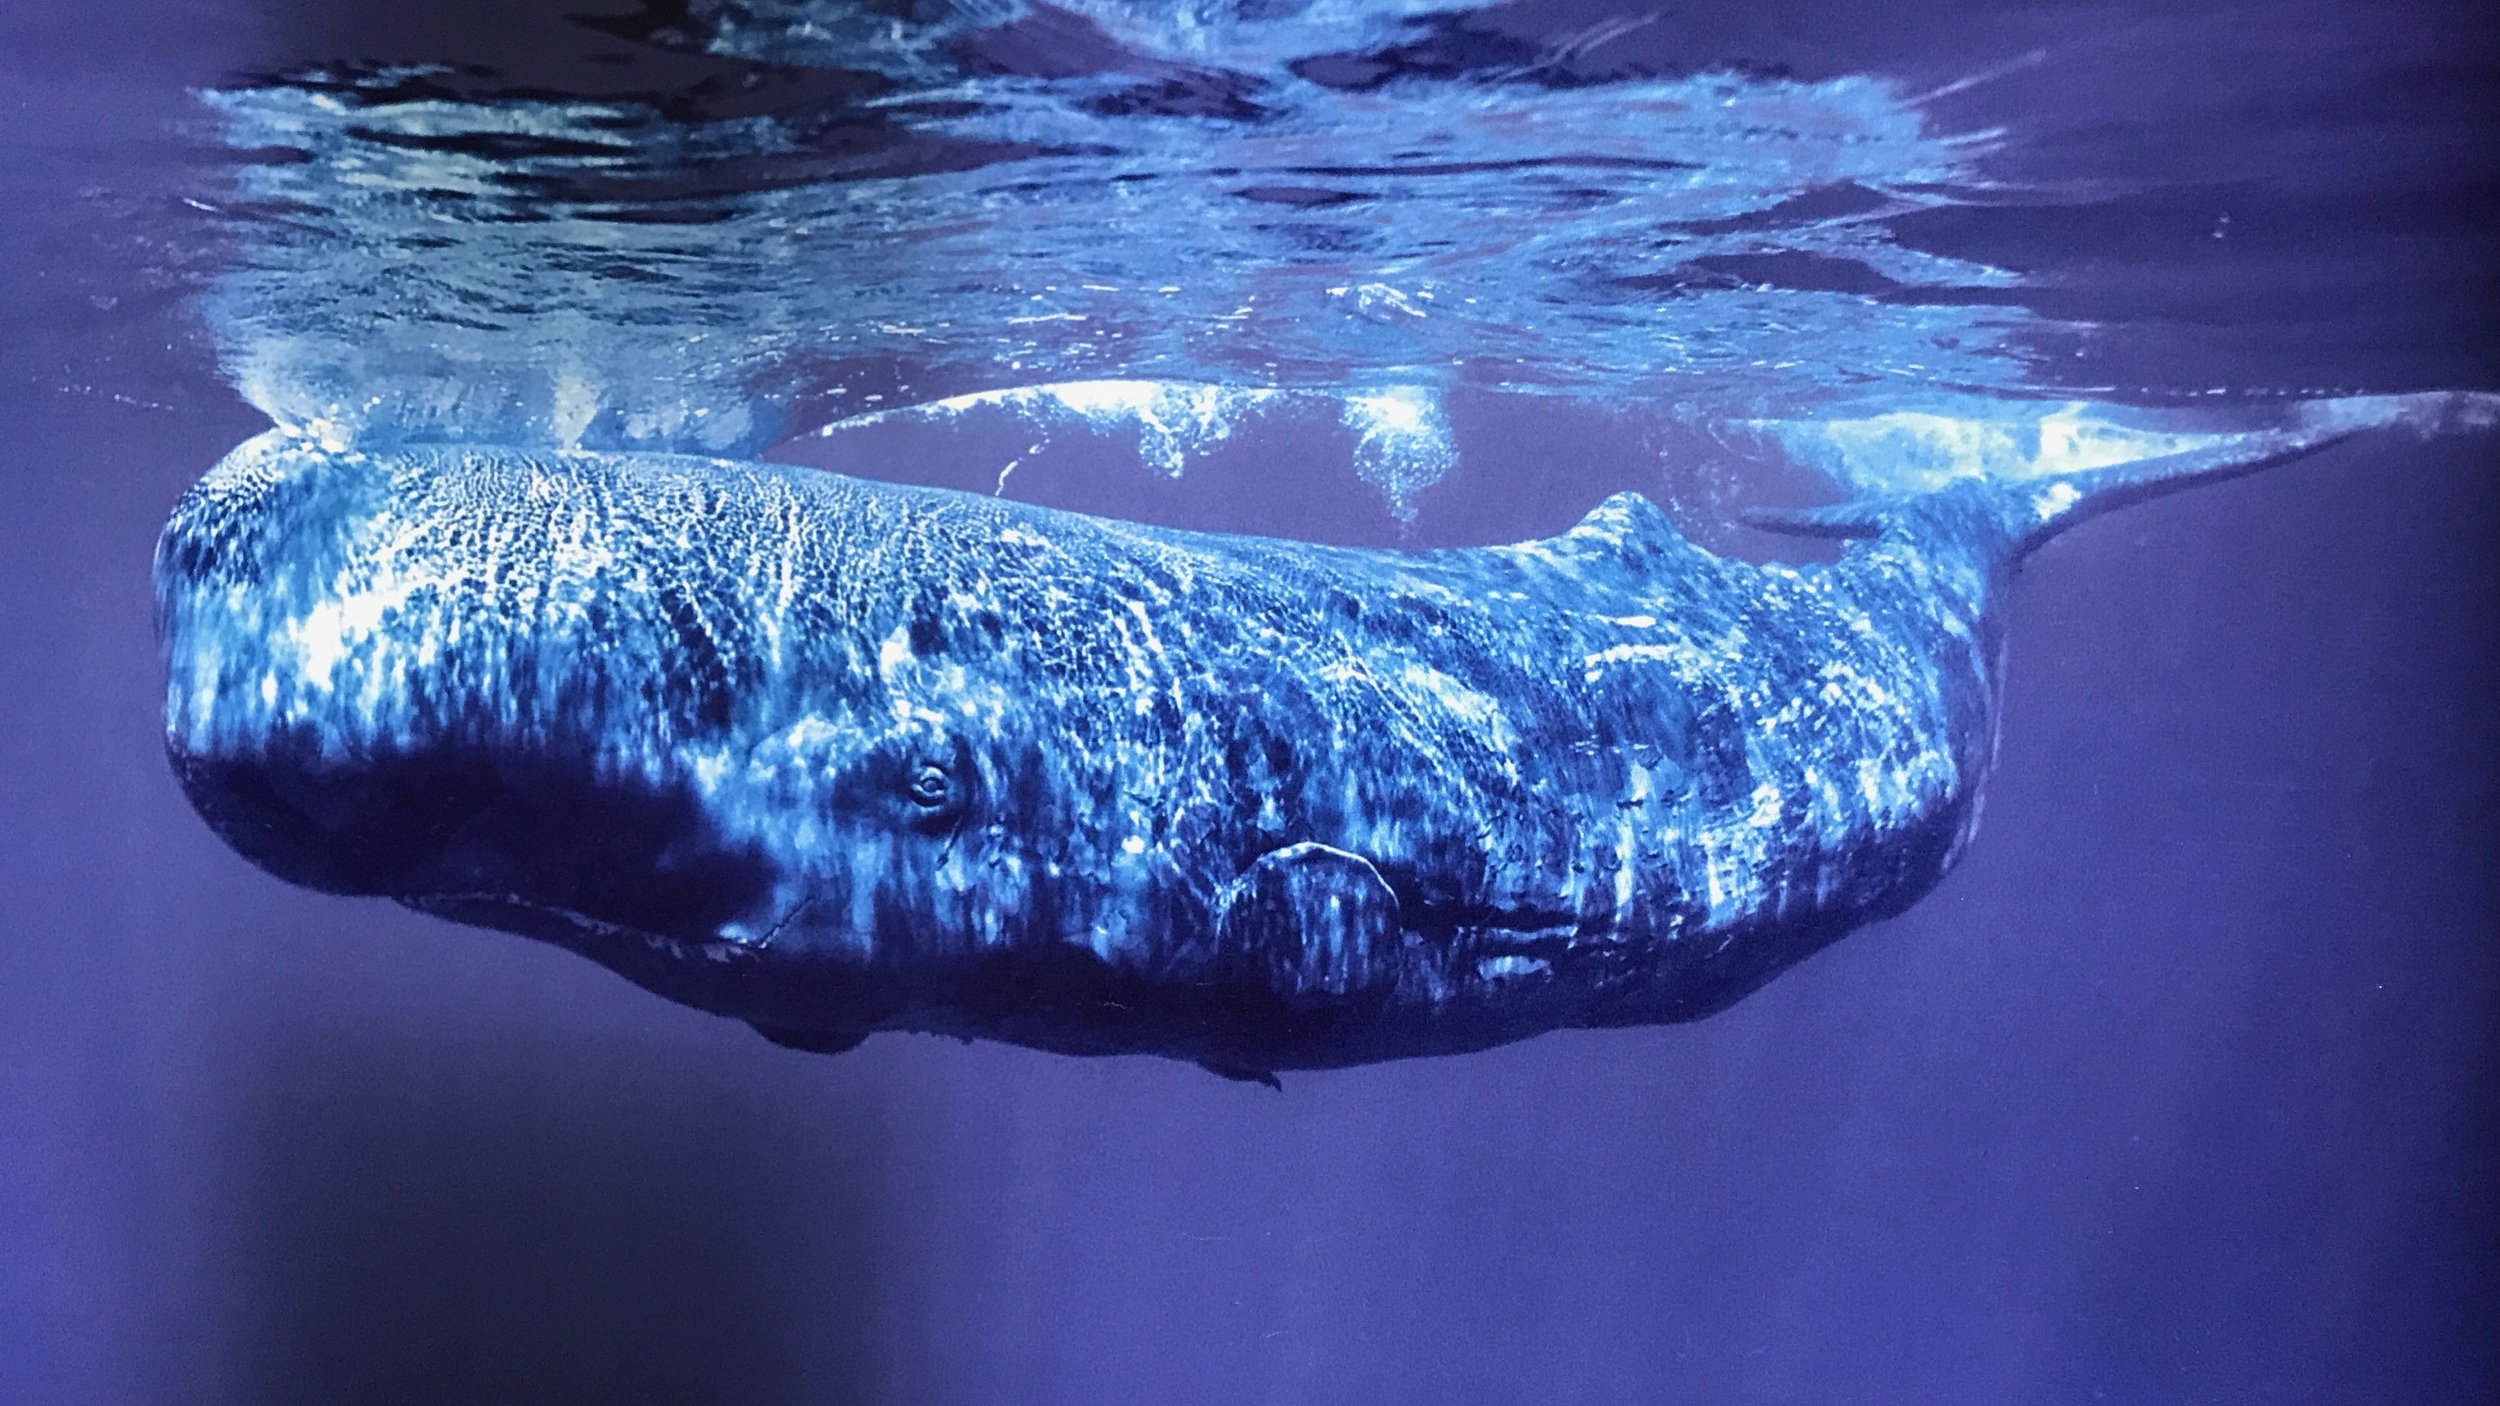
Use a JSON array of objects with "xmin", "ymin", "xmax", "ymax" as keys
[
  {"xmin": 2036, "ymin": 480, "xmax": 2082, "ymax": 521},
  {"xmin": 877, "ymin": 624, "xmax": 915, "ymax": 680}
]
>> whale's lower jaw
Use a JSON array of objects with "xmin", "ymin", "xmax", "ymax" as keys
[{"xmin": 404, "ymin": 881, "xmax": 1932, "ymax": 1073}]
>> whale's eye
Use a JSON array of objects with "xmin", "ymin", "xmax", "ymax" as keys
[{"xmin": 906, "ymin": 763, "xmax": 952, "ymax": 810}]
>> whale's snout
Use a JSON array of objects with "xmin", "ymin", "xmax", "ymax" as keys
[
  {"xmin": 156, "ymin": 433, "xmax": 418, "ymax": 895},
  {"xmin": 154, "ymin": 434, "xmax": 780, "ymax": 944}
]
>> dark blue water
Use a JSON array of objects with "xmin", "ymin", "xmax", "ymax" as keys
[{"xmin": 3, "ymin": 2, "xmax": 2494, "ymax": 1401}]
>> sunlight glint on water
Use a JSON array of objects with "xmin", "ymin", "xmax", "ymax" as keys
[{"xmin": 199, "ymin": 0, "xmax": 2052, "ymax": 510}]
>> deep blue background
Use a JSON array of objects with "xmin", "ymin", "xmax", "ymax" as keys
[{"xmin": 3, "ymin": 3, "xmax": 2494, "ymax": 1402}]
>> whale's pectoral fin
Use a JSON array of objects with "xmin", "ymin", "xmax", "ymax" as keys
[
  {"xmin": 1196, "ymin": 1061, "xmax": 1284, "ymax": 1090},
  {"xmin": 1217, "ymin": 842, "xmax": 1404, "ymax": 1003},
  {"xmin": 747, "ymin": 1022, "xmax": 871, "ymax": 1056}
]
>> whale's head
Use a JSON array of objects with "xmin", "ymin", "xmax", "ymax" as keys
[{"xmin": 154, "ymin": 434, "xmax": 1157, "ymax": 1017}]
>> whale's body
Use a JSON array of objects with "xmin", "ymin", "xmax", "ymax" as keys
[{"xmin": 155, "ymin": 396, "xmax": 2487, "ymax": 1077}]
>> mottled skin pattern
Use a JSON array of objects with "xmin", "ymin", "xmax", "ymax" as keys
[{"xmin": 164, "ymin": 402, "xmax": 2477, "ymax": 1076}]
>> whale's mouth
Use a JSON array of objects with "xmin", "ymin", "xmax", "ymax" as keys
[{"xmin": 406, "ymin": 892, "xmax": 767, "ymax": 969}]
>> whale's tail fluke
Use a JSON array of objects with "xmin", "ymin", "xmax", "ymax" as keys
[{"xmin": 1747, "ymin": 391, "xmax": 2498, "ymax": 561}]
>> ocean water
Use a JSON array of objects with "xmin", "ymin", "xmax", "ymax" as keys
[{"xmin": 3, "ymin": 1, "xmax": 2494, "ymax": 1401}]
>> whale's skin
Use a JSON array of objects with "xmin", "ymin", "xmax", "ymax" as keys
[{"xmin": 159, "ymin": 430, "xmax": 2028, "ymax": 1073}]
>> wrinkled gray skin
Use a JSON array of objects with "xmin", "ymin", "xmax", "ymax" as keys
[{"xmin": 162, "ymin": 411, "xmax": 2422, "ymax": 1078}]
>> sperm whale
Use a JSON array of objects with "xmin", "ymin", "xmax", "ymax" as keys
[{"xmin": 154, "ymin": 393, "xmax": 2492, "ymax": 1080}]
